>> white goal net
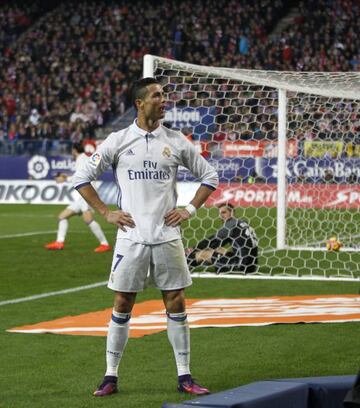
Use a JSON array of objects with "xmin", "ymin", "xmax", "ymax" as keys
[{"xmin": 144, "ymin": 55, "xmax": 360, "ymax": 280}]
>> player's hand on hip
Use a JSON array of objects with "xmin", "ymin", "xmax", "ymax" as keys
[
  {"xmin": 105, "ymin": 210, "xmax": 135, "ymax": 231},
  {"xmin": 164, "ymin": 208, "xmax": 190, "ymax": 227}
]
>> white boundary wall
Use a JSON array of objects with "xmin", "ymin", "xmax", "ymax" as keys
[{"xmin": 0, "ymin": 180, "xmax": 199, "ymax": 205}]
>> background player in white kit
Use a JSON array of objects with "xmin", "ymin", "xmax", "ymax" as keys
[
  {"xmin": 72, "ymin": 78, "xmax": 219, "ymax": 397},
  {"xmin": 44, "ymin": 142, "xmax": 111, "ymax": 253}
]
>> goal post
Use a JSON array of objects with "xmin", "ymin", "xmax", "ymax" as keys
[
  {"xmin": 277, "ymin": 88, "xmax": 287, "ymax": 251},
  {"xmin": 143, "ymin": 55, "xmax": 360, "ymax": 280}
]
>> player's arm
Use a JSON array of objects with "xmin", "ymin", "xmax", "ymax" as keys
[
  {"xmin": 165, "ymin": 135, "xmax": 219, "ymax": 227},
  {"xmin": 165, "ymin": 184, "xmax": 215, "ymax": 226},
  {"xmin": 76, "ymin": 183, "xmax": 135, "ymax": 231},
  {"xmin": 204, "ymin": 226, "xmax": 229, "ymax": 253},
  {"xmin": 72, "ymin": 133, "xmax": 135, "ymax": 231}
]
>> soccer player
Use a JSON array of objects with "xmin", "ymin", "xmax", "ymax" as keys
[
  {"xmin": 72, "ymin": 78, "xmax": 218, "ymax": 397},
  {"xmin": 186, "ymin": 203, "xmax": 258, "ymax": 274},
  {"xmin": 44, "ymin": 142, "xmax": 111, "ymax": 253}
]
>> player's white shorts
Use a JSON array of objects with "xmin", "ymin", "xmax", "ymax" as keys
[
  {"xmin": 67, "ymin": 196, "xmax": 92, "ymax": 214},
  {"xmin": 108, "ymin": 238, "xmax": 192, "ymax": 292}
]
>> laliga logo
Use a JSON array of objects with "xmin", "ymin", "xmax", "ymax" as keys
[{"xmin": 28, "ymin": 155, "xmax": 50, "ymax": 180}]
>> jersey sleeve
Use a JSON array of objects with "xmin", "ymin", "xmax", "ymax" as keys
[
  {"xmin": 179, "ymin": 136, "xmax": 218, "ymax": 190},
  {"xmin": 67, "ymin": 153, "xmax": 87, "ymax": 184},
  {"xmin": 72, "ymin": 134, "xmax": 117, "ymax": 190}
]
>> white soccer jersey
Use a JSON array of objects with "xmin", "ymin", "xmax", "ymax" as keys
[
  {"xmin": 72, "ymin": 120, "xmax": 218, "ymax": 244},
  {"xmin": 66, "ymin": 152, "xmax": 93, "ymax": 204},
  {"xmin": 67, "ymin": 152, "xmax": 88, "ymax": 184}
]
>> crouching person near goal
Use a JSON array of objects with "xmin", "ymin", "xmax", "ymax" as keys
[
  {"xmin": 72, "ymin": 78, "xmax": 218, "ymax": 397},
  {"xmin": 186, "ymin": 203, "xmax": 258, "ymax": 274}
]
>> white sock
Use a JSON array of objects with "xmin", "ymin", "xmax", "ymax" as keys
[
  {"xmin": 105, "ymin": 310, "xmax": 130, "ymax": 377},
  {"xmin": 167, "ymin": 312, "xmax": 191, "ymax": 377},
  {"xmin": 56, "ymin": 219, "xmax": 68, "ymax": 242},
  {"xmin": 88, "ymin": 220, "xmax": 108, "ymax": 245}
]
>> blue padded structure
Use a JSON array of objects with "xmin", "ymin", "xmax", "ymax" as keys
[
  {"xmin": 162, "ymin": 405, "xmax": 186, "ymax": 408},
  {"xmin": 275, "ymin": 375, "xmax": 356, "ymax": 408},
  {"xmin": 162, "ymin": 381, "xmax": 308, "ymax": 408}
]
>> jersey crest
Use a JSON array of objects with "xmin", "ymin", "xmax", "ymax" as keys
[{"xmin": 162, "ymin": 146, "xmax": 171, "ymax": 158}]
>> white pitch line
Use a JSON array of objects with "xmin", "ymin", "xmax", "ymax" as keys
[
  {"xmin": 190, "ymin": 273, "xmax": 359, "ymax": 282},
  {"xmin": 0, "ymin": 213, "xmax": 55, "ymax": 218},
  {"xmin": 0, "ymin": 230, "xmax": 114, "ymax": 239},
  {"xmin": 0, "ymin": 281, "xmax": 107, "ymax": 307},
  {"xmin": 8, "ymin": 327, "xmax": 110, "ymax": 334},
  {"xmin": 0, "ymin": 231, "xmax": 57, "ymax": 239}
]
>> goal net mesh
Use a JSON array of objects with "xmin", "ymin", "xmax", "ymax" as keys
[{"xmin": 149, "ymin": 56, "xmax": 360, "ymax": 279}]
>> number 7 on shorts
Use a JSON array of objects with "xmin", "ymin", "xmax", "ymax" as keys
[{"xmin": 113, "ymin": 254, "xmax": 123, "ymax": 271}]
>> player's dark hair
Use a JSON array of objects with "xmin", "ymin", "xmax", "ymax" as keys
[
  {"xmin": 72, "ymin": 142, "xmax": 84, "ymax": 153},
  {"xmin": 131, "ymin": 77, "xmax": 161, "ymax": 109},
  {"xmin": 219, "ymin": 202, "xmax": 234, "ymax": 210}
]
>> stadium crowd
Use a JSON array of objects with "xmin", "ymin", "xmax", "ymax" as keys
[
  {"xmin": 0, "ymin": 0, "xmax": 358, "ymax": 156},
  {"xmin": 0, "ymin": 2, "xmax": 47, "ymax": 53}
]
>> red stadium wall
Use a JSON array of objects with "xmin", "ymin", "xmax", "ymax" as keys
[{"xmin": 208, "ymin": 183, "xmax": 360, "ymax": 209}]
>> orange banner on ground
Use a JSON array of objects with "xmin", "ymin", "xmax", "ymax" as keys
[{"xmin": 8, "ymin": 295, "xmax": 360, "ymax": 338}]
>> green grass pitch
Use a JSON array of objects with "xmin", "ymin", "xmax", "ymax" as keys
[{"xmin": 0, "ymin": 204, "xmax": 359, "ymax": 408}]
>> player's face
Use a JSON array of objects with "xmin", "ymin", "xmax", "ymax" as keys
[
  {"xmin": 219, "ymin": 206, "xmax": 233, "ymax": 221},
  {"xmin": 141, "ymin": 83, "xmax": 166, "ymax": 121}
]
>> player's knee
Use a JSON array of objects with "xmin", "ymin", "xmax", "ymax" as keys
[
  {"xmin": 82, "ymin": 212, "xmax": 93, "ymax": 224},
  {"xmin": 163, "ymin": 289, "xmax": 185, "ymax": 313},
  {"xmin": 113, "ymin": 292, "xmax": 136, "ymax": 313}
]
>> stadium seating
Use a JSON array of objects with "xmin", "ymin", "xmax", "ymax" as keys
[
  {"xmin": 162, "ymin": 375, "xmax": 356, "ymax": 408},
  {"xmin": 1, "ymin": 0, "xmax": 358, "ymax": 155}
]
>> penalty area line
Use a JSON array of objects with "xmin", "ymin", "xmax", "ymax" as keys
[{"xmin": 0, "ymin": 281, "xmax": 107, "ymax": 307}]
